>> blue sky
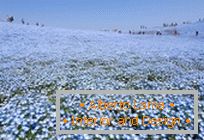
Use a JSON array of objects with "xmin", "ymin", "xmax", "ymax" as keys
[{"xmin": 0, "ymin": 0, "xmax": 204, "ymax": 30}]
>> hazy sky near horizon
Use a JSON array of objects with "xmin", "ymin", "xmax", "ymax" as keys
[{"xmin": 0, "ymin": 0, "xmax": 204, "ymax": 30}]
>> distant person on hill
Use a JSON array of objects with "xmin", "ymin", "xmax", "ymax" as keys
[
  {"xmin": 7, "ymin": 16, "xmax": 14, "ymax": 23},
  {"xmin": 21, "ymin": 18, "xmax": 25, "ymax": 24},
  {"xmin": 173, "ymin": 30, "xmax": 179, "ymax": 35},
  {"xmin": 196, "ymin": 31, "xmax": 199, "ymax": 36}
]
